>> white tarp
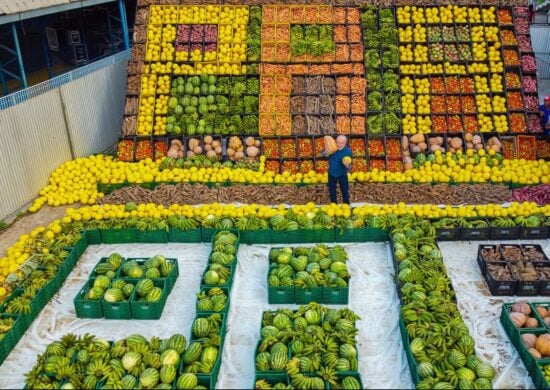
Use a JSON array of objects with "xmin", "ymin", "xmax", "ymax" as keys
[{"xmin": 0, "ymin": 239, "xmax": 548, "ymax": 389}]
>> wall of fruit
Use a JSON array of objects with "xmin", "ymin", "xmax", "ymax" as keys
[{"xmin": 119, "ymin": 1, "xmax": 549, "ymax": 175}]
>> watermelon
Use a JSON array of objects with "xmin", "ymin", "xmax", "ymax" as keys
[
  {"xmin": 161, "ymin": 348, "xmax": 180, "ymax": 366},
  {"xmin": 94, "ymin": 263, "xmax": 114, "ymax": 275},
  {"xmin": 126, "ymin": 334, "xmax": 148, "ymax": 349},
  {"xmin": 107, "ymin": 253, "xmax": 123, "ymax": 269},
  {"xmin": 456, "ymin": 367, "xmax": 477, "ymax": 382},
  {"xmin": 127, "ymin": 266, "xmax": 144, "ymax": 279},
  {"xmin": 335, "ymin": 318, "xmax": 355, "ymax": 333},
  {"xmin": 466, "ymin": 355, "xmax": 482, "ymax": 371},
  {"xmin": 110, "ymin": 279, "xmax": 126, "ymax": 290},
  {"xmin": 120, "ymin": 375, "xmax": 137, "ymax": 389},
  {"xmin": 94, "ymin": 276, "xmax": 111, "ymax": 290},
  {"xmin": 476, "ymin": 362, "xmax": 495, "ymax": 379},
  {"xmin": 192, "ymin": 318, "xmax": 211, "ymax": 338},
  {"xmin": 122, "ymin": 283, "xmax": 134, "ymax": 298},
  {"xmin": 122, "ymin": 351, "xmax": 142, "ymax": 371},
  {"xmin": 145, "ymin": 268, "xmax": 161, "ymax": 279},
  {"xmin": 269, "ymin": 350, "xmax": 288, "ymax": 371},
  {"xmin": 160, "ymin": 261, "xmax": 173, "ymax": 277},
  {"xmin": 418, "ymin": 362, "xmax": 435, "ymax": 378},
  {"xmin": 139, "ymin": 367, "xmax": 159, "ymax": 388},
  {"xmin": 183, "ymin": 342, "xmax": 202, "ymax": 364},
  {"xmin": 168, "ymin": 334, "xmax": 187, "ymax": 354},
  {"xmin": 340, "ymin": 344, "xmax": 357, "ymax": 360},
  {"xmin": 82, "ymin": 375, "xmax": 98, "ymax": 389},
  {"xmin": 203, "ymin": 270, "xmax": 219, "ymax": 285},
  {"xmin": 432, "ymin": 382, "xmax": 455, "ymax": 390},
  {"xmin": 304, "ymin": 309, "xmax": 321, "ymax": 325},
  {"xmin": 200, "ymin": 346, "xmax": 218, "ymax": 367},
  {"xmin": 341, "ymin": 377, "xmax": 362, "ymax": 389},
  {"xmin": 261, "ymin": 326, "xmax": 279, "ymax": 339},
  {"xmin": 474, "ymin": 378, "xmax": 493, "ymax": 389},
  {"xmin": 160, "ymin": 365, "xmax": 177, "ymax": 384},
  {"xmin": 270, "ymin": 342, "xmax": 287, "ymax": 355},
  {"xmin": 256, "ymin": 352, "xmax": 271, "ymax": 371},
  {"xmin": 335, "ymin": 358, "xmax": 351, "ymax": 371},
  {"xmin": 273, "ymin": 313, "xmax": 291, "ymax": 330},
  {"xmin": 146, "ymin": 287, "xmax": 163, "ymax": 302},
  {"xmin": 448, "ymin": 349, "xmax": 467, "ymax": 368},
  {"xmin": 176, "ymin": 373, "xmax": 198, "ymax": 389},
  {"xmin": 136, "ymin": 279, "xmax": 155, "ymax": 297},
  {"xmin": 87, "ymin": 287, "xmax": 104, "ymax": 300},
  {"xmin": 457, "ymin": 380, "xmax": 475, "ymax": 390},
  {"xmin": 103, "ymin": 288, "xmax": 124, "ymax": 303}
]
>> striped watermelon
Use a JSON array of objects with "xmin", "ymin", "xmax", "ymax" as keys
[
  {"xmin": 145, "ymin": 268, "xmax": 161, "ymax": 279},
  {"xmin": 146, "ymin": 287, "xmax": 163, "ymax": 302},
  {"xmin": 127, "ymin": 266, "xmax": 144, "ymax": 279},
  {"xmin": 136, "ymin": 279, "xmax": 154, "ymax": 297},
  {"xmin": 161, "ymin": 349, "xmax": 180, "ymax": 366},
  {"xmin": 176, "ymin": 373, "xmax": 198, "ymax": 389},
  {"xmin": 418, "ymin": 362, "xmax": 435, "ymax": 378},
  {"xmin": 340, "ymin": 344, "xmax": 357, "ymax": 360},
  {"xmin": 139, "ymin": 367, "xmax": 159, "ymax": 388},
  {"xmin": 335, "ymin": 358, "xmax": 351, "ymax": 371},
  {"xmin": 341, "ymin": 377, "xmax": 362, "ymax": 389},
  {"xmin": 270, "ymin": 342, "xmax": 287, "ymax": 355},
  {"xmin": 87, "ymin": 287, "xmax": 104, "ymax": 300},
  {"xmin": 120, "ymin": 375, "xmax": 137, "ymax": 389},
  {"xmin": 110, "ymin": 279, "xmax": 125, "ymax": 290},
  {"xmin": 160, "ymin": 261, "xmax": 173, "ymax": 277},
  {"xmin": 183, "ymin": 342, "xmax": 202, "ymax": 364},
  {"xmin": 456, "ymin": 367, "xmax": 476, "ymax": 382},
  {"xmin": 474, "ymin": 378, "xmax": 492, "ymax": 389},
  {"xmin": 94, "ymin": 276, "xmax": 111, "ymax": 290},
  {"xmin": 168, "ymin": 334, "xmax": 186, "ymax": 354},
  {"xmin": 256, "ymin": 352, "xmax": 271, "ymax": 371},
  {"xmin": 448, "ymin": 349, "xmax": 467, "ymax": 368},
  {"xmin": 122, "ymin": 283, "xmax": 134, "ymax": 299},
  {"xmin": 126, "ymin": 334, "xmax": 147, "ymax": 349},
  {"xmin": 82, "ymin": 375, "xmax": 97, "ymax": 389},
  {"xmin": 269, "ymin": 350, "xmax": 288, "ymax": 371},
  {"xmin": 160, "ymin": 365, "xmax": 177, "ymax": 384},
  {"xmin": 94, "ymin": 263, "xmax": 114, "ymax": 275},
  {"xmin": 192, "ymin": 318, "xmax": 211, "ymax": 338},
  {"xmin": 273, "ymin": 313, "xmax": 291, "ymax": 330},
  {"xmin": 457, "ymin": 379, "xmax": 475, "ymax": 390},
  {"xmin": 261, "ymin": 326, "xmax": 279, "ymax": 339},
  {"xmin": 122, "ymin": 351, "xmax": 142, "ymax": 371},
  {"xmin": 475, "ymin": 362, "xmax": 495, "ymax": 379},
  {"xmin": 103, "ymin": 288, "xmax": 124, "ymax": 303},
  {"xmin": 200, "ymin": 346, "xmax": 218, "ymax": 367}
]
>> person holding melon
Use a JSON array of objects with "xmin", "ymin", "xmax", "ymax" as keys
[{"xmin": 322, "ymin": 135, "xmax": 352, "ymax": 204}]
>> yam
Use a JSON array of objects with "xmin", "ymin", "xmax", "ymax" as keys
[
  {"xmin": 410, "ymin": 134, "xmax": 425, "ymax": 144},
  {"xmin": 488, "ymin": 137, "xmax": 502, "ymax": 148},
  {"xmin": 411, "ymin": 145, "xmax": 421, "ymax": 154},
  {"xmin": 171, "ymin": 139, "xmax": 183, "ymax": 148},
  {"xmin": 429, "ymin": 137, "xmax": 443, "ymax": 145},
  {"xmin": 229, "ymin": 136, "xmax": 242, "ymax": 149},
  {"xmin": 401, "ymin": 136, "xmax": 409, "ymax": 150}
]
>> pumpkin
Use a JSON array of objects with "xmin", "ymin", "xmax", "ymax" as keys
[
  {"xmin": 246, "ymin": 146, "xmax": 259, "ymax": 157},
  {"xmin": 522, "ymin": 333, "xmax": 537, "ymax": 349},
  {"xmin": 509, "ymin": 312, "xmax": 527, "ymax": 328},
  {"xmin": 227, "ymin": 148, "xmax": 235, "ymax": 157},
  {"xmin": 525, "ymin": 318, "xmax": 539, "ymax": 328},
  {"xmin": 188, "ymin": 138, "xmax": 200, "ymax": 151},
  {"xmin": 245, "ymin": 137, "xmax": 255, "ymax": 147},
  {"xmin": 464, "ymin": 133, "xmax": 473, "ymax": 142},
  {"xmin": 537, "ymin": 306, "xmax": 549, "ymax": 319},
  {"xmin": 324, "ymin": 136, "xmax": 337, "ymax": 155},
  {"xmin": 512, "ymin": 301, "xmax": 531, "ymax": 315},
  {"xmin": 410, "ymin": 134, "xmax": 425, "ymax": 144},
  {"xmin": 234, "ymin": 151, "xmax": 244, "ymax": 161},
  {"xmin": 212, "ymin": 140, "xmax": 221, "ymax": 149},
  {"xmin": 204, "ymin": 135, "xmax": 213, "ymax": 144},
  {"xmin": 193, "ymin": 146, "xmax": 203, "ymax": 155},
  {"xmin": 536, "ymin": 334, "xmax": 550, "ymax": 356},
  {"xmin": 528, "ymin": 348, "xmax": 542, "ymax": 359},
  {"xmin": 449, "ymin": 137, "xmax": 463, "ymax": 149},
  {"xmin": 544, "ymin": 317, "xmax": 550, "ymax": 327}
]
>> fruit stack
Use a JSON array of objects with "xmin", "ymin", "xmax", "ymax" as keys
[
  {"xmin": 254, "ymin": 303, "xmax": 363, "ymax": 389},
  {"xmin": 74, "ymin": 253, "xmax": 178, "ymax": 319}
]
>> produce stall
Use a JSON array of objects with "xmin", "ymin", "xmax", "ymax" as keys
[{"xmin": 0, "ymin": 1, "xmax": 549, "ymax": 390}]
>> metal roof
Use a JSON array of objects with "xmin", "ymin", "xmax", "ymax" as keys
[{"xmin": 0, "ymin": 0, "xmax": 116, "ymax": 24}]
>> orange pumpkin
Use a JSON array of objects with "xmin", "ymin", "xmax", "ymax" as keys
[{"xmin": 324, "ymin": 136, "xmax": 337, "ymax": 155}]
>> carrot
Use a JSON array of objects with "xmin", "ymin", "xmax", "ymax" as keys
[
  {"xmin": 263, "ymin": 6, "xmax": 276, "ymax": 23},
  {"xmin": 275, "ymin": 95, "xmax": 290, "ymax": 113},
  {"xmin": 336, "ymin": 44, "xmax": 350, "ymax": 61},
  {"xmin": 259, "ymin": 115, "xmax": 276, "ymax": 135},
  {"xmin": 276, "ymin": 25, "xmax": 289, "ymax": 42},
  {"xmin": 350, "ymin": 77, "xmax": 366, "ymax": 93},
  {"xmin": 348, "ymin": 26, "xmax": 361, "ymax": 43},
  {"xmin": 351, "ymin": 94, "xmax": 366, "ymax": 114},
  {"xmin": 276, "ymin": 75, "xmax": 291, "ymax": 94},
  {"xmin": 262, "ymin": 25, "xmax": 276, "ymax": 42},
  {"xmin": 310, "ymin": 64, "xmax": 330, "ymax": 74},
  {"xmin": 261, "ymin": 44, "xmax": 276, "ymax": 62},
  {"xmin": 336, "ymin": 116, "xmax": 351, "ymax": 134},
  {"xmin": 334, "ymin": 7, "xmax": 346, "ymax": 23},
  {"xmin": 351, "ymin": 116, "xmax": 365, "ymax": 134},
  {"xmin": 336, "ymin": 95, "xmax": 350, "ymax": 114},
  {"xmin": 350, "ymin": 44, "xmax": 364, "ymax": 62},
  {"xmin": 305, "ymin": 6, "xmax": 318, "ymax": 23},
  {"xmin": 332, "ymin": 63, "xmax": 353, "ymax": 74},
  {"xmin": 336, "ymin": 77, "xmax": 351, "ymax": 94},
  {"xmin": 262, "ymin": 64, "xmax": 286, "ymax": 75},
  {"xmin": 277, "ymin": 6, "xmax": 290, "ymax": 23},
  {"xmin": 318, "ymin": 5, "xmax": 333, "ymax": 23},
  {"xmin": 276, "ymin": 115, "xmax": 291, "ymax": 135},
  {"xmin": 288, "ymin": 64, "xmax": 307, "ymax": 74},
  {"xmin": 261, "ymin": 76, "xmax": 276, "ymax": 93},
  {"xmin": 260, "ymin": 95, "xmax": 275, "ymax": 113},
  {"xmin": 320, "ymin": 53, "xmax": 334, "ymax": 62},
  {"xmin": 347, "ymin": 8, "xmax": 360, "ymax": 24},
  {"xmin": 353, "ymin": 63, "xmax": 365, "ymax": 75},
  {"xmin": 276, "ymin": 44, "xmax": 291, "ymax": 62},
  {"xmin": 291, "ymin": 6, "xmax": 305, "ymax": 23},
  {"xmin": 334, "ymin": 26, "xmax": 347, "ymax": 43}
]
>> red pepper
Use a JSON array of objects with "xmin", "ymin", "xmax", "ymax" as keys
[
  {"xmin": 263, "ymin": 139, "xmax": 279, "ymax": 159},
  {"xmin": 431, "ymin": 77, "xmax": 445, "ymax": 94},
  {"xmin": 447, "ymin": 96, "xmax": 461, "ymax": 113},
  {"xmin": 505, "ymin": 72, "xmax": 521, "ymax": 89},
  {"xmin": 431, "ymin": 96, "xmax": 447, "ymax": 114},
  {"xmin": 536, "ymin": 140, "xmax": 550, "ymax": 158},
  {"xmin": 266, "ymin": 160, "xmax": 280, "ymax": 173},
  {"xmin": 500, "ymin": 30, "xmax": 517, "ymax": 46},
  {"xmin": 154, "ymin": 141, "xmax": 167, "ymax": 160},
  {"xmin": 517, "ymin": 136, "xmax": 536, "ymax": 160},
  {"xmin": 433, "ymin": 116, "xmax": 448, "ymax": 133},
  {"xmin": 298, "ymin": 138, "xmax": 313, "ymax": 157},
  {"xmin": 135, "ymin": 140, "xmax": 153, "ymax": 160},
  {"xmin": 369, "ymin": 158, "xmax": 385, "ymax": 170},
  {"xmin": 387, "ymin": 159, "xmax": 403, "ymax": 172},
  {"xmin": 464, "ymin": 116, "xmax": 479, "ymax": 133},
  {"xmin": 503, "ymin": 50, "xmax": 520, "ymax": 66},
  {"xmin": 445, "ymin": 77, "xmax": 460, "ymax": 94},
  {"xmin": 300, "ymin": 159, "xmax": 314, "ymax": 172},
  {"xmin": 368, "ymin": 139, "xmax": 384, "ymax": 156},
  {"xmin": 502, "ymin": 139, "xmax": 516, "ymax": 159},
  {"xmin": 460, "ymin": 77, "xmax": 474, "ymax": 94},
  {"xmin": 498, "ymin": 9, "xmax": 513, "ymax": 25},
  {"xmin": 448, "ymin": 115, "xmax": 464, "ymax": 132},
  {"xmin": 316, "ymin": 160, "xmax": 328, "ymax": 174},
  {"xmin": 510, "ymin": 113, "xmax": 527, "ymax": 133},
  {"xmin": 351, "ymin": 158, "xmax": 367, "ymax": 173},
  {"xmin": 117, "ymin": 140, "xmax": 134, "ymax": 162},
  {"xmin": 349, "ymin": 138, "xmax": 366, "ymax": 156},
  {"xmin": 386, "ymin": 139, "xmax": 401, "ymax": 157},
  {"xmin": 281, "ymin": 139, "xmax": 297, "ymax": 158},
  {"xmin": 461, "ymin": 96, "xmax": 476, "ymax": 114},
  {"xmin": 506, "ymin": 92, "xmax": 523, "ymax": 111},
  {"xmin": 282, "ymin": 160, "xmax": 299, "ymax": 174}
]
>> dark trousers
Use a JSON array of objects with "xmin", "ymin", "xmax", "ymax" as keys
[{"xmin": 328, "ymin": 173, "xmax": 350, "ymax": 204}]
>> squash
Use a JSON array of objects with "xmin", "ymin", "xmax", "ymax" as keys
[
  {"xmin": 214, "ymin": 146, "xmax": 222, "ymax": 155},
  {"xmin": 512, "ymin": 301, "xmax": 532, "ymax": 315},
  {"xmin": 429, "ymin": 136, "xmax": 443, "ymax": 145},
  {"xmin": 536, "ymin": 334, "xmax": 550, "ymax": 356},
  {"xmin": 522, "ymin": 333, "xmax": 537, "ymax": 349},
  {"xmin": 188, "ymin": 138, "xmax": 200, "ymax": 151},
  {"xmin": 324, "ymin": 136, "xmax": 337, "ymax": 155},
  {"xmin": 528, "ymin": 348, "xmax": 542, "ymax": 359},
  {"xmin": 204, "ymin": 144, "xmax": 212, "ymax": 152},
  {"xmin": 212, "ymin": 140, "xmax": 221, "ymax": 149},
  {"xmin": 526, "ymin": 317, "xmax": 539, "ymax": 328},
  {"xmin": 410, "ymin": 134, "xmax": 425, "ymax": 144},
  {"xmin": 234, "ymin": 151, "xmax": 244, "ymax": 161},
  {"xmin": 246, "ymin": 146, "xmax": 259, "ymax": 157},
  {"xmin": 254, "ymin": 140, "xmax": 261, "ymax": 148},
  {"xmin": 464, "ymin": 133, "xmax": 473, "ymax": 142},
  {"xmin": 193, "ymin": 146, "xmax": 203, "ymax": 155},
  {"xmin": 227, "ymin": 147, "xmax": 235, "ymax": 157},
  {"xmin": 449, "ymin": 137, "xmax": 463, "ymax": 149},
  {"xmin": 204, "ymin": 135, "xmax": 213, "ymax": 144},
  {"xmin": 245, "ymin": 136, "xmax": 255, "ymax": 147},
  {"xmin": 509, "ymin": 312, "xmax": 527, "ymax": 328},
  {"xmin": 537, "ymin": 306, "xmax": 549, "ymax": 319},
  {"xmin": 544, "ymin": 317, "xmax": 550, "ymax": 327},
  {"xmin": 418, "ymin": 142, "xmax": 427, "ymax": 152}
]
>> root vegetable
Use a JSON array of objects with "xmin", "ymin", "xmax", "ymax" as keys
[
  {"xmin": 401, "ymin": 136, "xmax": 409, "ymax": 150},
  {"xmin": 254, "ymin": 140, "xmax": 261, "ymax": 148},
  {"xmin": 449, "ymin": 137, "xmax": 463, "ymax": 149}
]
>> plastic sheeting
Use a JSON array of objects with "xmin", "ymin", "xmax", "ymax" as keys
[{"xmin": 0, "ymin": 239, "xmax": 548, "ymax": 389}]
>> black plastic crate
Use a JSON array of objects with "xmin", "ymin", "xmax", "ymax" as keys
[
  {"xmin": 460, "ymin": 220, "xmax": 490, "ymax": 240},
  {"xmin": 520, "ymin": 226, "xmax": 549, "ymax": 240},
  {"xmin": 477, "ymin": 244, "xmax": 503, "ymax": 274},
  {"xmin": 522, "ymin": 244, "xmax": 549, "ymax": 262},
  {"xmin": 484, "ymin": 261, "xmax": 517, "ymax": 296},
  {"xmin": 490, "ymin": 226, "xmax": 520, "ymax": 240},
  {"xmin": 500, "ymin": 244, "xmax": 525, "ymax": 263},
  {"xmin": 510, "ymin": 263, "xmax": 541, "ymax": 296}
]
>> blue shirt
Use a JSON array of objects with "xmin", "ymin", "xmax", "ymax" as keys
[
  {"xmin": 327, "ymin": 146, "xmax": 352, "ymax": 177},
  {"xmin": 541, "ymin": 104, "xmax": 550, "ymax": 135}
]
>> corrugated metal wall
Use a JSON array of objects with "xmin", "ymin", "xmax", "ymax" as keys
[
  {"xmin": 0, "ymin": 55, "xmax": 128, "ymax": 220},
  {"xmin": 531, "ymin": 26, "xmax": 550, "ymax": 80}
]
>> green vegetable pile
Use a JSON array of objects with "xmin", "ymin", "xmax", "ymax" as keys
[
  {"xmin": 246, "ymin": 6, "xmax": 261, "ymax": 61},
  {"xmin": 290, "ymin": 25, "xmax": 334, "ymax": 58}
]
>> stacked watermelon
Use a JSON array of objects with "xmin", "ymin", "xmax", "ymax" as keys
[{"xmin": 254, "ymin": 303, "xmax": 363, "ymax": 389}]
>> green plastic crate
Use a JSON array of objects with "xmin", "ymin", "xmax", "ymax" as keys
[
  {"xmin": 195, "ymin": 286, "xmax": 230, "ymax": 314},
  {"xmin": 520, "ymin": 226, "xmax": 549, "ymax": 240},
  {"xmin": 269, "ymin": 230, "xmax": 304, "ymax": 244},
  {"xmin": 101, "ymin": 280, "xmax": 135, "ymax": 320},
  {"xmin": 333, "ymin": 227, "xmax": 370, "ymax": 242},
  {"xmin": 130, "ymin": 279, "xmax": 168, "ymax": 320},
  {"xmin": 399, "ymin": 315, "xmax": 420, "ymax": 385},
  {"xmin": 201, "ymin": 228, "xmax": 218, "ymax": 243},
  {"xmin": 535, "ymin": 360, "xmax": 550, "ymax": 390},
  {"xmin": 83, "ymin": 229, "xmax": 102, "ymax": 245},
  {"xmin": 168, "ymin": 228, "xmax": 202, "ymax": 243},
  {"xmin": 516, "ymin": 328, "xmax": 549, "ymax": 377},
  {"xmin": 240, "ymin": 229, "xmax": 271, "ymax": 244},
  {"xmin": 254, "ymin": 340, "xmax": 289, "ymax": 379},
  {"xmin": 0, "ymin": 314, "xmax": 21, "ymax": 365},
  {"xmin": 59, "ymin": 249, "xmax": 79, "ymax": 279},
  {"xmin": 74, "ymin": 280, "xmax": 104, "ymax": 319},
  {"xmin": 100, "ymin": 228, "xmax": 136, "ymax": 244},
  {"xmin": 300, "ymin": 229, "xmax": 335, "ymax": 243},
  {"xmin": 295, "ymin": 286, "xmax": 323, "ymax": 305},
  {"xmin": 134, "ymin": 229, "xmax": 168, "ymax": 243},
  {"xmin": 322, "ymin": 286, "xmax": 349, "ymax": 305}
]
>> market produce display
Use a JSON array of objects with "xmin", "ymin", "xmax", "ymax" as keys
[{"xmin": 254, "ymin": 304, "xmax": 363, "ymax": 389}]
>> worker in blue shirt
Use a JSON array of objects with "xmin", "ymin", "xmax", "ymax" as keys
[
  {"xmin": 322, "ymin": 135, "xmax": 352, "ymax": 204},
  {"xmin": 540, "ymin": 95, "xmax": 550, "ymax": 135}
]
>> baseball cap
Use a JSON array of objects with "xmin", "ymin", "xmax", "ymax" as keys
[{"xmin": 545, "ymin": 95, "xmax": 550, "ymax": 102}]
